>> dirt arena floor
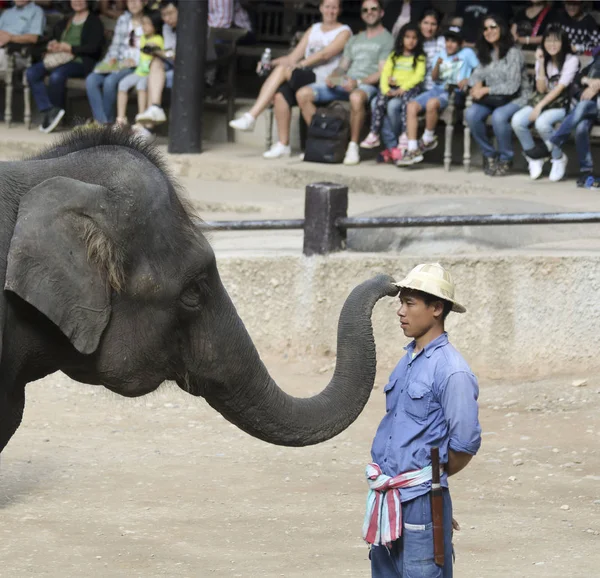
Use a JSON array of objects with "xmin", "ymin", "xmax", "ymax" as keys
[{"xmin": 1, "ymin": 355, "xmax": 599, "ymax": 577}]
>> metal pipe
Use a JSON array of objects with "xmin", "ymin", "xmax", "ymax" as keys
[{"xmin": 203, "ymin": 219, "xmax": 305, "ymax": 231}]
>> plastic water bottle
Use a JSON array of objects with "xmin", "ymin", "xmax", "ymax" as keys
[{"xmin": 259, "ymin": 48, "xmax": 272, "ymax": 77}]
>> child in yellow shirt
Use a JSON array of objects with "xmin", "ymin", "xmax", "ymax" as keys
[
  {"xmin": 116, "ymin": 9, "xmax": 164, "ymax": 126},
  {"xmin": 360, "ymin": 23, "xmax": 426, "ymax": 154}
]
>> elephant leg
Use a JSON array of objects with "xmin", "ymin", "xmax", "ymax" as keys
[{"xmin": 0, "ymin": 385, "xmax": 25, "ymax": 454}]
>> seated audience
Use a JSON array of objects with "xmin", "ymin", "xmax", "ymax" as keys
[
  {"xmin": 26, "ymin": 0, "xmax": 104, "ymax": 133},
  {"xmin": 511, "ymin": 0, "xmax": 558, "ymax": 50},
  {"xmin": 295, "ymin": 0, "xmax": 393, "ymax": 165},
  {"xmin": 0, "ymin": 0, "xmax": 45, "ymax": 73},
  {"xmin": 396, "ymin": 25, "xmax": 478, "ymax": 166},
  {"xmin": 511, "ymin": 25, "xmax": 578, "ymax": 181},
  {"xmin": 360, "ymin": 22, "xmax": 425, "ymax": 156},
  {"xmin": 85, "ymin": 0, "xmax": 145, "ymax": 126},
  {"xmin": 454, "ymin": 0, "xmax": 512, "ymax": 47},
  {"xmin": 116, "ymin": 8, "xmax": 162, "ymax": 126},
  {"xmin": 545, "ymin": 46, "xmax": 600, "ymax": 185},
  {"xmin": 465, "ymin": 14, "xmax": 531, "ymax": 177},
  {"xmin": 557, "ymin": 0, "xmax": 600, "ymax": 53},
  {"xmin": 381, "ymin": 0, "xmax": 432, "ymax": 38},
  {"xmin": 228, "ymin": 0, "xmax": 351, "ymax": 159}
]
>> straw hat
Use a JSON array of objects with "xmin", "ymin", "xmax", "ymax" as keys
[{"xmin": 394, "ymin": 263, "xmax": 466, "ymax": 314}]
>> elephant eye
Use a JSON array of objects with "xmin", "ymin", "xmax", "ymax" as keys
[{"xmin": 180, "ymin": 279, "xmax": 209, "ymax": 308}]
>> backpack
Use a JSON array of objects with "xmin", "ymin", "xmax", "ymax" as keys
[{"xmin": 303, "ymin": 103, "xmax": 350, "ymax": 164}]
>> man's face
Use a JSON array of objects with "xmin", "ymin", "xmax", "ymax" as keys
[
  {"xmin": 397, "ymin": 291, "xmax": 441, "ymax": 339},
  {"xmin": 161, "ymin": 3, "xmax": 178, "ymax": 29},
  {"xmin": 361, "ymin": 1, "xmax": 383, "ymax": 27},
  {"xmin": 445, "ymin": 37, "xmax": 460, "ymax": 55},
  {"xmin": 565, "ymin": 1, "xmax": 583, "ymax": 18}
]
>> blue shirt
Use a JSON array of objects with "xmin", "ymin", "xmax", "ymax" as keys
[
  {"xmin": 0, "ymin": 2, "xmax": 45, "ymax": 36},
  {"xmin": 433, "ymin": 47, "xmax": 479, "ymax": 87},
  {"xmin": 370, "ymin": 332, "xmax": 482, "ymax": 502}
]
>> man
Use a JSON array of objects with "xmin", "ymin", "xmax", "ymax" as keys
[
  {"xmin": 366, "ymin": 263, "xmax": 481, "ymax": 577},
  {"xmin": 0, "ymin": 0, "xmax": 45, "ymax": 74},
  {"xmin": 296, "ymin": 0, "xmax": 393, "ymax": 165},
  {"xmin": 135, "ymin": 0, "xmax": 251, "ymax": 131}
]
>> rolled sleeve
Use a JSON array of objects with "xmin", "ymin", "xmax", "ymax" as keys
[{"xmin": 440, "ymin": 371, "xmax": 482, "ymax": 455}]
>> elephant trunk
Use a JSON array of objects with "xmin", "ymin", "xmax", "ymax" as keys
[{"xmin": 197, "ymin": 274, "xmax": 397, "ymax": 447}]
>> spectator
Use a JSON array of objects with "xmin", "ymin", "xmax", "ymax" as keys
[
  {"xmin": 209, "ymin": 0, "xmax": 252, "ymax": 35},
  {"xmin": 511, "ymin": 0, "xmax": 558, "ymax": 50},
  {"xmin": 557, "ymin": 0, "xmax": 600, "ymax": 54},
  {"xmin": 545, "ymin": 46, "xmax": 600, "ymax": 185},
  {"xmin": 26, "ymin": 0, "xmax": 104, "ymax": 134},
  {"xmin": 386, "ymin": 8, "xmax": 444, "ymax": 161},
  {"xmin": 99, "ymin": 0, "xmax": 127, "ymax": 20},
  {"xmin": 116, "ymin": 8, "xmax": 163, "ymax": 126},
  {"xmin": 454, "ymin": 0, "xmax": 513, "ymax": 47},
  {"xmin": 360, "ymin": 22, "xmax": 425, "ymax": 154},
  {"xmin": 85, "ymin": 0, "xmax": 145, "ymax": 126},
  {"xmin": 381, "ymin": 0, "xmax": 432, "ymax": 38},
  {"xmin": 295, "ymin": 0, "xmax": 393, "ymax": 165},
  {"xmin": 0, "ymin": 0, "xmax": 45, "ymax": 74},
  {"xmin": 133, "ymin": 0, "xmax": 178, "ymax": 129},
  {"xmin": 228, "ymin": 0, "xmax": 351, "ymax": 159},
  {"xmin": 511, "ymin": 25, "xmax": 578, "ymax": 181},
  {"xmin": 465, "ymin": 14, "xmax": 531, "ymax": 176},
  {"xmin": 396, "ymin": 25, "xmax": 479, "ymax": 166}
]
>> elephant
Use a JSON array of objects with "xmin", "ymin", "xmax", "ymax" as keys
[{"xmin": 0, "ymin": 127, "xmax": 397, "ymax": 459}]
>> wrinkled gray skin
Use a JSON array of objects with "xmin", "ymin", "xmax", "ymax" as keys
[{"xmin": 0, "ymin": 129, "xmax": 398, "ymax": 456}]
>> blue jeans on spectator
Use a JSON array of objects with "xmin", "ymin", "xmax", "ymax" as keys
[
  {"xmin": 378, "ymin": 96, "xmax": 405, "ymax": 150},
  {"xmin": 26, "ymin": 60, "xmax": 86, "ymax": 112},
  {"xmin": 309, "ymin": 82, "xmax": 378, "ymax": 103},
  {"xmin": 549, "ymin": 99, "xmax": 598, "ymax": 174},
  {"xmin": 86, "ymin": 68, "xmax": 134, "ymax": 123},
  {"xmin": 465, "ymin": 101, "xmax": 520, "ymax": 162},
  {"xmin": 370, "ymin": 489, "xmax": 453, "ymax": 578},
  {"xmin": 511, "ymin": 105, "xmax": 567, "ymax": 157}
]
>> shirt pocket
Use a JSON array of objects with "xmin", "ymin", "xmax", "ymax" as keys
[
  {"xmin": 404, "ymin": 380, "xmax": 432, "ymax": 423},
  {"xmin": 383, "ymin": 379, "xmax": 397, "ymax": 413}
]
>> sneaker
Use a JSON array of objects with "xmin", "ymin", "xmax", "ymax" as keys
[
  {"xmin": 396, "ymin": 148, "xmax": 424, "ymax": 166},
  {"xmin": 343, "ymin": 142, "xmax": 360, "ymax": 165},
  {"xmin": 398, "ymin": 132, "xmax": 408, "ymax": 150},
  {"xmin": 360, "ymin": 132, "xmax": 380, "ymax": 149},
  {"xmin": 495, "ymin": 159, "xmax": 511, "ymax": 176},
  {"xmin": 39, "ymin": 107, "xmax": 65, "ymax": 134},
  {"xmin": 228, "ymin": 112, "xmax": 256, "ymax": 132},
  {"xmin": 419, "ymin": 135, "xmax": 438, "ymax": 153},
  {"xmin": 483, "ymin": 156, "xmax": 497, "ymax": 176},
  {"xmin": 525, "ymin": 156, "xmax": 544, "ymax": 180},
  {"xmin": 549, "ymin": 153, "xmax": 568, "ymax": 182},
  {"xmin": 376, "ymin": 148, "xmax": 393, "ymax": 164},
  {"xmin": 135, "ymin": 105, "xmax": 167, "ymax": 124},
  {"xmin": 576, "ymin": 171, "xmax": 593, "ymax": 187},
  {"xmin": 390, "ymin": 147, "xmax": 403, "ymax": 162},
  {"xmin": 263, "ymin": 142, "xmax": 291, "ymax": 159}
]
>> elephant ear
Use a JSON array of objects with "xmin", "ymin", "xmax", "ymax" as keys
[{"xmin": 5, "ymin": 176, "xmax": 122, "ymax": 355}]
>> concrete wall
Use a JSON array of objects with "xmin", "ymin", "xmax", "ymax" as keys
[{"xmin": 217, "ymin": 253, "xmax": 600, "ymax": 380}]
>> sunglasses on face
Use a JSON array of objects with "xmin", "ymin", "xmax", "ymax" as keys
[
  {"xmin": 361, "ymin": 6, "xmax": 379, "ymax": 13},
  {"xmin": 483, "ymin": 24, "xmax": 499, "ymax": 31}
]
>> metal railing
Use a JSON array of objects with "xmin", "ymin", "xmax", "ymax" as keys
[{"xmin": 201, "ymin": 183, "xmax": 600, "ymax": 255}]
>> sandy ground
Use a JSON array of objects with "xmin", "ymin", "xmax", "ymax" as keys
[{"xmin": 1, "ymin": 355, "xmax": 599, "ymax": 578}]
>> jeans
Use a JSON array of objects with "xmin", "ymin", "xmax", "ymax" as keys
[
  {"xmin": 379, "ymin": 97, "xmax": 405, "ymax": 150},
  {"xmin": 370, "ymin": 489, "xmax": 453, "ymax": 578},
  {"xmin": 550, "ymin": 99, "xmax": 598, "ymax": 174},
  {"xmin": 309, "ymin": 82, "xmax": 378, "ymax": 103},
  {"xmin": 511, "ymin": 106, "xmax": 567, "ymax": 153},
  {"xmin": 26, "ymin": 60, "xmax": 86, "ymax": 112},
  {"xmin": 465, "ymin": 101, "xmax": 521, "ymax": 161},
  {"xmin": 86, "ymin": 68, "xmax": 134, "ymax": 123}
]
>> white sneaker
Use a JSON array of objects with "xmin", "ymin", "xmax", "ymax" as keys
[
  {"xmin": 135, "ymin": 105, "xmax": 167, "ymax": 124},
  {"xmin": 343, "ymin": 142, "xmax": 360, "ymax": 166},
  {"xmin": 263, "ymin": 142, "xmax": 291, "ymax": 159},
  {"xmin": 229, "ymin": 113, "xmax": 256, "ymax": 132},
  {"xmin": 549, "ymin": 153, "xmax": 568, "ymax": 182},
  {"xmin": 398, "ymin": 132, "xmax": 408, "ymax": 150},
  {"xmin": 526, "ymin": 156, "xmax": 544, "ymax": 180}
]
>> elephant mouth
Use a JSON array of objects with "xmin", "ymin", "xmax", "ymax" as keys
[{"xmin": 175, "ymin": 373, "xmax": 209, "ymax": 397}]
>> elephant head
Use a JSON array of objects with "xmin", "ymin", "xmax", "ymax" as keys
[{"xmin": 0, "ymin": 128, "xmax": 397, "ymax": 450}]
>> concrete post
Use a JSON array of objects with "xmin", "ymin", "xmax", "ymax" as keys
[
  {"xmin": 168, "ymin": 0, "xmax": 208, "ymax": 154},
  {"xmin": 303, "ymin": 182, "xmax": 348, "ymax": 256}
]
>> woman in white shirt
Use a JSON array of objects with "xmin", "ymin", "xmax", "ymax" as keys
[
  {"xmin": 229, "ymin": 0, "xmax": 351, "ymax": 159},
  {"xmin": 511, "ymin": 24, "xmax": 579, "ymax": 180}
]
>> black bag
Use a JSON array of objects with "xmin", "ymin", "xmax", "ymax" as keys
[
  {"xmin": 303, "ymin": 103, "xmax": 350, "ymax": 164},
  {"xmin": 476, "ymin": 93, "xmax": 516, "ymax": 109}
]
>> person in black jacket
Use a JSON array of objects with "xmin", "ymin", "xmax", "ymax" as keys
[{"xmin": 26, "ymin": 0, "xmax": 104, "ymax": 133}]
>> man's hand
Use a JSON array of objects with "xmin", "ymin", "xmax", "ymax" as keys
[
  {"xmin": 447, "ymin": 450, "xmax": 473, "ymax": 476},
  {"xmin": 457, "ymin": 78, "xmax": 469, "ymax": 91},
  {"xmin": 342, "ymin": 77, "xmax": 358, "ymax": 92},
  {"xmin": 528, "ymin": 104, "xmax": 543, "ymax": 123},
  {"xmin": 0, "ymin": 30, "xmax": 12, "ymax": 47},
  {"xmin": 581, "ymin": 86, "xmax": 599, "ymax": 101}
]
